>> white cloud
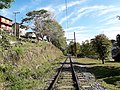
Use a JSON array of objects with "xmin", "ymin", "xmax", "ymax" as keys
[
  {"xmin": 0, "ymin": 9, "xmax": 12, "ymax": 18},
  {"xmin": 99, "ymin": 26, "xmax": 120, "ymax": 40},
  {"xmin": 99, "ymin": 15, "xmax": 115, "ymax": 23},
  {"xmin": 37, "ymin": 6, "xmax": 55, "ymax": 13},
  {"xmin": 71, "ymin": 5, "xmax": 120, "ymax": 24},
  {"xmin": 59, "ymin": 12, "xmax": 74, "ymax": 24},
  {"xmin": 65, "ymin": 24, "xmax": 120, "ymax": 43},
  {"xmin": 71, "ymin": 5, "xmax": 106, "ymax": 24},
  {"xmin": 100, "ymin": 26, "xmax": 120, "ymax": 32},
  {"xmin": 65, "ymin": 31, "xmax": 93, "ymax": 43},
  {"xmin": 58, "ymin": 0, "xmax": 86, "ymax": 12},
  {"xmin": 64, "ymin": 26, "xmax": 86, "ymax": 32},
  {"xmin": 104, "ymin": 18, "xmax": 119, "ymax": 25},
  {"xmin": 19, "ymin": 5, "xmax": 28, "ymax": 12},
  {"xmin": 99, "ymin": 13, "xmax": 120, "ymax": 25},
  {"xmin": 98, "ymin": 6, "xmax": 120, "ymax": 16},
  {"xmin": 64, "ymin": 25, "xmax": 94, "ymax": 43}
]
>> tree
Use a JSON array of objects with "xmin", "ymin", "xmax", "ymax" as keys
[
  {"xmin": 111, "ymin": 34, "xmax": 120, "ymax": 62},
  {"xmin": 0, "ymin": 0, "xmax": 14, "ymax": 9},
  {"xmin": 91, "ymin": 34, "xmax": 112, "ymax": 64},
  {"xmin": 67, "ymin": 41, "xmax": 80, "ymax": 56},
  {"xmin": 22, "ymin": 9, "xmax": 66, "ymax": 52},
  {"xmin": 80, "ymin": 40, "xmax": 97, "ymax": 58},
  {"xmin": 46, "ymin": 21, "xmax": 66, "ymax": 53},
  {"xmin": 116, "ymin": 34, "xmax": 120, "ymax": 47},
  {"xmin": 67, "ymin": 41, "xmax": 74, "ymax": 55},
  {"xmin": 22, "ymin": 9, "xmax": 50, "ymax": 41},
  {"xmin": 22, "ymin": 9, "xmax": 57, "ymax": 41}
]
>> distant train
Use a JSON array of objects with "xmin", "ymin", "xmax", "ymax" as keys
[{"xmin": 111, "ymin": 34, "xmax": 120, "ymax": 62}]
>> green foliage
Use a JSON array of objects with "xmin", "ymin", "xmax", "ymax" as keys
[
  {"xmin": 67, "ymin": 41, "xmax": 80, "ymax": 56},
  {"xmin": 0, "ymin": 30, "xmax": 64, "ymax": 89},
  {"xmin": 0, "ymin": 0, "xmax": 14, "ymax": 9},
  {"xmin": 76, "ymin": 58, "xmax": 120, "ymax": 90},
  {"xmin": 21, "ymin": 9, "xmax": 52, "ymax": 41},
  {"xmin": 0, "ymin": 29, "xmax": 11, "ymax": 50},
  {"xmin": 80, "ymin": 40, "xmax": 97, "ymax": 58},
  {"xmin": 50, "ymin": 21, "xmax": 66, "ymax": 53},
  {"xmin": 104, "ymin": 76, "xmax": 120, "ymax": 87},
  {"xmin": 0, "ymin": 56, "xmax": 64, "ymax": 89},
  {"xmin": 116, "ymin": 34, "xmax": 120, "ymax": 47},
  {"xmin": 88, "ymin": 66, "xmax": 120, "ymax": 89},
  {"xmin": 91, "ymin": 34, "xmax": 112, "ymax": 64},
  {"xmin": 22, "ymin": 9, "xmax": 66, "ymax": 53},
  {"xmin": 13, "ymin": 47, "xmax": 23, "ymax": 56},
  {"xmin": 67, "ymin": 40, "xmax": 97, "ymax": 57}
]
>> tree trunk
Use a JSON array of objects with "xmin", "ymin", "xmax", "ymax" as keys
[
  {"xmin": 34, "ymin": 32, "xmax": 39, "ymax": 42},
  {"xmin": 102, "ymin": 57, "xmax": 104, "ymax": 64}
]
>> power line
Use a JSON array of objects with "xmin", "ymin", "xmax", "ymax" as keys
[
  {"xmin": 64, "ymin": 1, "xmax": 77, "ymax": 56},
  {"xmin": 65, "ymin": 0, "xmax": 68, "ymax": 29}
]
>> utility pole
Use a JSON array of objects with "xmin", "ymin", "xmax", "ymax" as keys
[
  {"xmin": 66, "ymin": 32, "xmax": 77, "ymax": 57},
  {"xmin": 13, "ymin": 11, "xmax": 20, "ymax": 36},
  {"xmin": 74, "ymin": 32, "xmax": 77, "ymax": 57}
]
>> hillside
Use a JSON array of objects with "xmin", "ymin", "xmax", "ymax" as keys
[{"xmin": 0, "ymin": 40, "xmax": 64, "ymax": 90}]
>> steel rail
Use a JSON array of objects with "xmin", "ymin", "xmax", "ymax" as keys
[
  {"xmin": 47, "ymin": 56, "xmax": 68, "ymax": 90},
  {"xmin": 69, "ymin": 56, "xmax": 80, "ymax": 90}
]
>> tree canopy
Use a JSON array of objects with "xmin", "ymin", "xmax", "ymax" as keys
[
  {"xmin": 0, "ymin": 0, "xmax": 14, "ymax": 9},
  {"xmin": 91, "ymin": 34, "xmax": 112, "ymax": 64},
  {"xmin": 67, "ymin": 41, "xmax": 80, "ymax": 56},
  {"xmin": 80, "ymin": 40, "xmax": 97, "ymax": 58},
  {"xmin": 21, "ymin": 9, "xmax": 66, "ymax": 52}
]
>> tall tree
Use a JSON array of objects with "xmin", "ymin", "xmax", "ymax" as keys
[
  {"xmin": 22, "ymin": 9, "xmax": 51, "ymax": 41},
  {"xmin": 46, "ymin": 21, "xmax": 66, "ymax": 53},
  {"xmin": 22, "ymin": 9, "xmax": 66, "ymax": 52},
  {"xmin": 67, "ymin": 41, "xmax": 80, "ymax": 56},
  {"xmin": 22, "ymin": 9, "xmax": 58, "ymax": 41},
  {"xmin": 116, "ymin": 34, "xmax": 120, "ymax": 47},
  {"xmin": 91, "ymin": 34, "xmax": 112, "ymax": 64},
  {"xmin": 0, "ymin": 0, "xmax": 14, "ymax": 9},
  {"xmin": 80, "ymin": 40, "xmax": 97, "ymax": 58}
]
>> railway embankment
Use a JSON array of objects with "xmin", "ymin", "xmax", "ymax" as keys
[{"xmin": 0, "ymin": 41, "xmax": 64, "ymax": 89}]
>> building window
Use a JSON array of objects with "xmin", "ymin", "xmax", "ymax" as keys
[
  {"xmin": 1, "ymin": 24, "xmax": 5, "ymax": 28},
  {"xmin": 6, "ymin": 20, "xmax": 9, "ymax": 24},
  {"xmin": 1, "ymin": 18, "xmax": 5, "ymax": 22}
]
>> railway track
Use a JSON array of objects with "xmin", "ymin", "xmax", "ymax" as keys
[
  {"xmin": 46, "ymin": 56, "xmax": 108, "ymax": 90},
  {"xmin": 47, "ymin": 55, "xmax": 80, "ymax": 90}
]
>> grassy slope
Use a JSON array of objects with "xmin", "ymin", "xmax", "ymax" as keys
[
  {"xmin": 0, "ymin": 41, "xmax": 64, "ymax": 90},
  {"xmin": 76, "ymin": 58, "xmax": 120, "ymax": 90}
]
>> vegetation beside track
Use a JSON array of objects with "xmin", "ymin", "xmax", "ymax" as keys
[
  {"xmin": 76, "ymin": 58, "xmax": 120, "ymax": 90},
  {"xmin": 0, "ymin": 41, "xmax": 64, "ymax": 90},
  {"xmin": 0, "ymin": 57, "xmax": 64, "ymax": 90}
]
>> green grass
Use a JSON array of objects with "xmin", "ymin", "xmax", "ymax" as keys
[
  {"xmin": 0, "ymin": 38, "xmax": 64, "ymax": 89},
  {"xmin": 76, "ymin": 58, "xmax": 120, "ymax": 90},
  {"xmin": 0, "ymin": 57, "xmax": 64, "ymax": 90},
  {"xmin": 0, "ymin": 32, "xmax": 65, "ymax": 89}
]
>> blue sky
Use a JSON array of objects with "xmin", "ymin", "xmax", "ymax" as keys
[{"xmin": 1, "ymin": 0, "xmax": 120, "ymax": 43}]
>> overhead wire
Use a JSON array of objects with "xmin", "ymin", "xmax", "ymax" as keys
[{"xmin": 65, "ymin": 0, "xmax": 68, "ymax": 29}]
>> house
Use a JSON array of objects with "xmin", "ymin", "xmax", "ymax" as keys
[
  {"xmin": 19, "ymin": 28, "xmax": 27, "ymax": 36},
  {"xmin": 0, "ymin": 15, "xmax": 12, "ymax": 32},
  {"xmin": 25, "ymin": 32, "xmax": 36, "ymax": 39},
  {"xmin": 13, "ymin": 23, "xmax": 28, "ymax": 38}
]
